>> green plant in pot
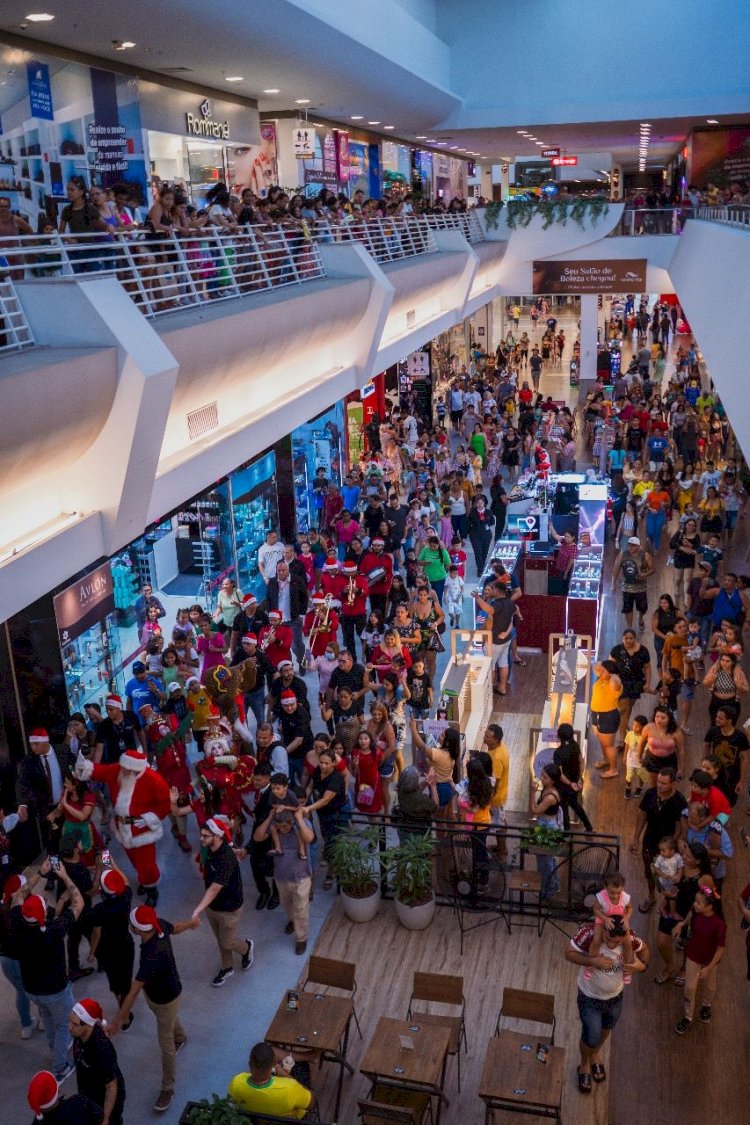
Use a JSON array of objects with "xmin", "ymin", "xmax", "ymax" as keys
[
  {"xmin": 383, "ymin": 831, "xmax": 436, "ymax": 930},
  {"xmin": 520, "ymin": 824, "xmax": 568, "ymax": 853},
  {"xmin": 327, "ymin": 824, "xmax": 381, "ymax": 922},
  {"xmin": 183, "ymin": 1093, "xmax": 252, "ymax": 1124}
]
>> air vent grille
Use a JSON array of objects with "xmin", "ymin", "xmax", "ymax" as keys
[{"xmin": 187, "ymin": 401, "xmax": 218, "ymax": 440}]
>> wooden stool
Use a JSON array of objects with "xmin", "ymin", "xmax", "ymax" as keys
[{"xmin": 508, "ymin": 869, "xmax": 544, "ymax": 935}]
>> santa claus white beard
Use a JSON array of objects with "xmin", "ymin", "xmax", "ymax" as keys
[{"xmin": 114, "ymin": 769, "xmax": 137, "ymax": 816}]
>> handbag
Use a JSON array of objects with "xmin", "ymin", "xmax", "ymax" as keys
[{"xmin": 426, "ymin": 631, "xmax": 445, "ymax": 653}]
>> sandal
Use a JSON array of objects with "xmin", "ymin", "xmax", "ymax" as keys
[
  {"xmin": 638, "ymin": 898, "xmax": 655, "ymax": 913},
  {"xmin": 674, "ymin": 975, "xmax": 685, "ymax": 986},
  {"xmin": 513, "ymin": 659, "xmax": 527, "ymax": 667},
  {"xmin": 592, "ymin": 1063, "xmax": 606, "ymax": 1083},
  {"xmin": 654, "ymin": 972, "xmax": 674, "ymax": 985},
  {"xmin": 577, "ymin": 1068, "xmax": 592, "ymax": 1094}
]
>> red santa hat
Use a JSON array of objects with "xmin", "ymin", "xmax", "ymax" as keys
[
  {"xmin": 371, "ymin": 537, "xmax": 385, "ymax": 546},
  {"xmin": 105, "ymin": 694, "xmax": 123, "ymax": 710},
  {"xmin": 119, "ymin": 749, "xmax": 149, "ymax": 774},
  {"xmin": 72, "ymin": 998, "xmax": 106, "ymax": 1027},
  {"xmin": 101, "ymin": 869, "xmax": 127, "ymax": 896},
  {"xmin": 280, "ymin": 690, "xmax": 296, "ymax": 705},
  {"xmin": 241, "ymin": 633, "xmax": 258, "ymax": 645},
  {"xmin": 22, "ymin": 894, "xmax": 48, "ymax": 931},
  {"xmin": 323, "ymin": 559, "xmax": 340, "ymax": 571},
  {"xmin": 268, "ymin": 610, "xmax": 283, "ymax": 622},
  {"xmin": 28, "ymin": 1072, "xmax": 59, "ymax": 1120},
  {"xmin": 130, "ymin": 905, "xmax": 163, "ymax": 936},
  {"xmin": 342, "ymin": 562, "xmax": 358, "ymax": 574},
  {"xmin": 277, "ymin": 659, "xmax": 293, "ymax": 671},
  {"xmin": 2, "ymin": 872, "xmax": 26, "ymax": 902},
  {"xmin": 311, "ymin": 594, "xmax": 325, "ymax": 604},
  {"xmin": 28, "ymin": 728, "xmax": 49, "ymax": 744},
  {"xmin": 241, "ymin": 593, "xmax": 257, "ymax": 608},
  {"xmin": 205, "ymin": 817, "xmax": 233, "ymax": 842}
]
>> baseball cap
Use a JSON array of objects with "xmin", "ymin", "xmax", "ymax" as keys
[
  {"xmin": 132, "ymin": 661, "xmax": 146, "ymax": 673},
  {"xmin": 627, "ymin": 536, "xmax": 641, "ymax": 546}
]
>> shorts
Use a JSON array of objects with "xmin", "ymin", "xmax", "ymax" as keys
[
  {"xmin": 577, "ymin": 989, "xmax": 624, "ymax": 1048},
  {"xmin": 436, "ymin": 781, "xmax": 455, "ymax": 808},
  {"xmin": 725, "ymin": 510, "xmax": 738, "ymax": 531},
  {"xmin": 591, "ymin": 708, "xmax": 621, "ymax": 735},
  {"xmin": 622, "ymin": 590, "xmax": 648, "ymax": 615},
  {"xmin": 680, "ymin": 679, "xmax": 696, "ymax": 700},
  {"xmin": 642, "ymin": 751, "xmax": 678, "ymax": 774},
  {"xmin": 378, "ymin": 759, "xmax": 396, "ymax": 779},
  {"xmin": 658, "ymin": 914, "xmax": 682, "ymax": 936},
  {"xmin": 492, "ymin": 640, "xmax": 512, "ymax": 669}
]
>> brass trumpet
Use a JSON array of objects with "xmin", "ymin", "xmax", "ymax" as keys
[
  {"xmin": 346, "ymin": 576, "xmax": 357, "ymax": 606},
  {"xmin": 259, "ymin": 625, "xmax": 276, "ymax": 652}
]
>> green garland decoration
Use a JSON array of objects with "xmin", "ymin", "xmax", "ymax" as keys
[{"xmin": 482, "ymin": 198, "xmax": 609, "ymax": 232}]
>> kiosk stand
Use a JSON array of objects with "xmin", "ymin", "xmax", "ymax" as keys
[
  {"xmin": 437, "ymin": 628, "xmax": 494, "ymax": 753},
  {"xmin": 530, "ymin": 632, "xmax": 593, "ymax": 788}
]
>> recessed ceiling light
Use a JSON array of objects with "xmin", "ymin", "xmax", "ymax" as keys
[
  {"xmin": 450, "ymin": 146, "xmax": 458, "ymax": 150},
  {"xmin": 517, "ymin": 130, "xmax": 528, "ymax": 135},
  {"xmin": 368, "ymin": 120, "xmax": 380, "ymax": 125},
  {"xmin": 706, "ymin": 118, "xmax": 719, "ymax": 124},
  {"xmin": 416, "ymin": 135, "xmax": 427, "ymax": 140},
  {"xmin": 262, "ymin": 88, "xmax": 280, "ymax": 94},
  {"xmin": 24, "ymin": 12, "xmax": 55, "ymax": 21},
  {"xmin": 535, "ymin": 142, "xmax": 544, "ymax": 146},
  {"xmin": 225, "ymin": 76, "xmax": 244, "ymax": 83},
  {"xmin": 383, "ymin": 125, "xmax": 395, "ymax": 130},
  {"xmin": 295, "ymin": 98, "xmax": 310, "ymax": 104},
  {"xmin": 350, "ymin": 115, "xmax": 363, "ymax": 120},
  {"xmin": 114, "ymin": 40, "xmax": 136, "ymax": 50}
]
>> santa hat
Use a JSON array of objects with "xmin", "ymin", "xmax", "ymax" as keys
[
  {"xmin": 311, "ymin": 594, "xmax": 325, "ymax": 604},
  {"xmin": 241, "ymin": 594, "xmax": 257, "ymax": 608},
  {"xmin": 2, "ymin": 872, "xmax": 27, "ymax": 902},
  {"xmin": 72, "ymin": 998, "xmax": 106, "ymax": 1027},
  {"xmin": 101, "ymin": 869, "xmax": 127, "ymax": 896},
  {"xmin": 28, "ymin": 728, "xmax": 49, "ymax": 744},
  {"xmin": 186, "ymin": 676, "xmax": 200, "ymax": 687},
  {"xmin": 342, "ymin": 563, "xmax": 358, "ymax": 574},
  {"xmin": 280, "ymin": 690, "xmax": 296, "ymax": 705},
  {"xmin": 268, "ymin": 610, "xmax": 282, "ymax": 622},
  {"xmin": 241, "ymin": 633, "xmax": 258, "ymax": 645},
  {"xmin": 105, "ymin": 694, "xmax": 123, "ymax": 710},
  {"xmin": 22, "ymin": 894, "xmax": 47, "ymax": 931},
  {"xmin": 119, "ymin": 749, "xmax": 149, "ymax": 774},
  {"xmin": 371, "ymin": 537, "xmax": 385, "ymax": 546},
  {"xmin": 130, "ymin": 905, "xmax": 163, "ymax": 936},
  {"xmin": 28, "ymin": 1072, "xmax": 58, "ymax": 1120},
  {"xmin": 277, "ymin": 659, "xmax": 293, "ymax": 671},
  {"xmin": 205, "ymin": 817, "xmax": 233, "ymax": 842},
  {"xmin": 323, "ymin": 560, "xmax": 339, "ymax": 571}
]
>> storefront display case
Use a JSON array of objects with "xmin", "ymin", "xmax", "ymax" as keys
[
  {"xmin": 230, "ymin": 451, "xmax": 280, "ymax": 601},
  {"xmin": 530, "ymin": 632, "xmax": 592, "ymax": 786}
]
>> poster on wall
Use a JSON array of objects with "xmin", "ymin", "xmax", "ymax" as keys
[
  {"xmin": 690, "ymin": 127, "xmax": 750, "ymax": 186},
  {"xmin": 532, "ymin": 259, "xmax": 647, "ymax": 294},
  {"xmin": 334, "ymin": 129, "xmax": 350, "ymax": 183},
  {"xmin": 229, "ymin": 122, "xmax": 278, "ymax": 197}
]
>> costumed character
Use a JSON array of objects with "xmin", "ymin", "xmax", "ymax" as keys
[
  {"xmin": 75, "ymin": 749, "xmax": 170, "ymax": 905},
  {"xmin": 202, "ymin": 661, "xmax": 246, "ymax": 725},
  {"xmin": 194, "ymin": 716, "xmax": 257, "ymax": 822},
  {"xmin": 138, "ymin": 704, "xmax": 193, "ymax": 853}
]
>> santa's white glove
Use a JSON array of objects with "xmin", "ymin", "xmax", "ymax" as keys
[
  {"xmin": 213, "ymin": 755, "xmax": 238, "ymax": 769},
  {"xmin": 75, "ymin": 750, "xmax": 93, "ymax": 781},
  {"xmin": 233, "ymin": 717, "xmax": 252, "ymax": 745},
  {"xmin": 140, "ymin": 811, "xmax": 162, "ymax": 831}
]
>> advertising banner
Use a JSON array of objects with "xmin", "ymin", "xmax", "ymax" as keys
[
  {"xmin": 690, "ymin": 126, "xmax": 750, "ymax": 186},
  {"xmin": 229, "ymin": 122, "xmax": 278, "ymax": 197},
  {"xmin": 334, "ymin": 129, "xmax": 350, "ymax": 183},
  {"xmin": 26, "ymin": 60, "xmax": 54, "ymax": 120},
  {"xmin": 532, "ymin": 259, "xmax": 647, "ymax": 294},
  {"xmin": 54, "ymin": 562, "xmax": 115, "ymax": 647}
]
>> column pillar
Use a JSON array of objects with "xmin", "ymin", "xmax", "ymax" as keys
[{"xmin": 579, "ymin": 294, "xmax": 599, "ymax": 382}]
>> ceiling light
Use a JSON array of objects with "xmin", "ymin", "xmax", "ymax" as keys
[
  {"xmin": 706, "ymin": 118, "xmax": 719, "ymax": 124},
  {"xmin": 24, "ymin": 12, "xmax": 55, "ymax": 21},
  {"xmin": 449, "ymin": 146, "xmax": 458, "ymax": 150},
  {"xmin": 436, "ymin": 141, "xmax": 448, "ymax": 145},
  {"xmin": 416, "ymin": 135, "xmax": 427, "ymax": 140},
  {"xmin": 262, "ymin": 88, "xmax": 280, "ymax": 94},
  {"xmin": 383, "ymin": 125, "xmax": 395, "ymax": 130},
  {"xmin": 535, "ymin": 142, "xmax": 544, "ymax": 146},
  {"xmin": 350, "ymin": 115, "xmax": 363, "ymax": 120},
  {"xmin": 295, "ymin": 98, "xmax": 310, "ymax": 104},
  {"xmin": 368, "ymin": 120, "xmax": 381, "ymax": 125},
  {"xmin": 115, "ymin": 41, "xmax": 136, "ymax": 50},
  {"xmin": 517, "ymin": 130, "xmax": 528, "ymax": 135},
  {"xmin": 225, "ymin": 76, "xmax": 244, "ymax": 82}
]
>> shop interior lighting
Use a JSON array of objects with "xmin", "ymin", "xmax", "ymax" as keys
[
  {"xmin": 416, "ymin": 135, "xmax": 426, "ymax": 140},
  {"xmin": 262, "ymin": 88, "xmax": 280, "ymax": 94},
  {"xmin": 25, "ymin": 12, "xmax": 55, "ymax": 20},
  {"xmin": 350, "ymin": 115, "xmax": 363, "ymax": 120},
  {"xmin": 517, "ymin": 130, "xmax": 528, "ymax": 134},
  {"xmin": 368, "ymin": 120, "xmax": 380, "ymax": 125},
  {"xmin": 383, "ymin": 125, "xmax": 394, "ymax": 130},
  {"xmin": 225, "ymin": 76, "xmax": 244, "ymax": 82},
  {"xmin": 113, "ymin": 41, "xmax": 136, "ymax": 50}
]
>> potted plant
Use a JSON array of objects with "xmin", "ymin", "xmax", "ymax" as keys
[
  {"xmin": 383, "ymin": 831, "xmax": 436, "ymax": 930},
  {"xmin": 327, "ymin": 824, "xmax": 381, "ymax": 922},
  {"xmin": 181, "ymin": 1094, "xmax": 251, "ymax": 1123},
  {"xmin": 520, "ymin": 824, "xmax": 568, "ymax": 855}
]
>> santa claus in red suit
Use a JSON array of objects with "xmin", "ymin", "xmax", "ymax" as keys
[
  {"xmin": 258, "ymin": 609, "xmax": 293, "ymax": 669},
  {"xmin": 75, "ymin": 748, "xmax": 170, "ymax": 905},
  {"xmin": 319, "ymin": 558, "xmax": 342, "ymax": 608},
  {"xmin": 194, "ymin": 717, "xmax": 256, "ymax": 821}
]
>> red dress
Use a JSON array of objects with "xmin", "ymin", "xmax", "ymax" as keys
[
  {"xmin": 370, "ymin": 643, "xmax": 412, "ymax": 681},
  {"xmin": 352, "ymin": 748, "xmax": 384, "ymax": 813}
]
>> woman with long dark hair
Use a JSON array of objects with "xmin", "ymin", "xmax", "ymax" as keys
[{"xmin": 553, "ymin": 725, "xmax": 593, "ymax": 832}]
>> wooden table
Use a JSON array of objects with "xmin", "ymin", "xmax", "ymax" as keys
[
  {"xmin": 479, "ymin": 1030, "xmax": 565, "ymax": 1123},
  {"xmin": 265, "ymin": 990, "xmax": 354, "ymax": 1118},
  {"xmin": 359, "ymin": 1015, "xmax": 451, "ymax": 1123}
]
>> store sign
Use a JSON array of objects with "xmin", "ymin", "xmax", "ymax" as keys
[
  {"xmin": 541, "ymin": 148, "xmax": 560, "ymax": 158},
  {"xmin": 552, "ymin": 156, "xmax": 578, "ymax": 166},
  {"xmin": 293, "ymin": 124, "xmax": 316, "ymax": 158},
  {"xmin": 304, "ymin": 169, "xmax": 337, "ymax": 186},
  {"xmin": 406, "ymin": 350, "xmax": 430, "ymax": 379},
  {"xmin": 26, "ymin": 60, "xmax": 54, "ymax": 120},
  {"xmin": 87, "ymin": 122, "xmax": 128, "ymax": 174},
  {"xmin": 532, "ymin": 258, "xmax": 647, "ymax": 294},
  {"xmin": 54, "ymin": 562, "xmax": 115, "ymax": 647},
  {"xmin": 186, "ymin": 98, "xmax": 229, "ymax": 139},
  {"xmin": 323, "ymin": 131, "xmax": 338, "ymax": 180}
]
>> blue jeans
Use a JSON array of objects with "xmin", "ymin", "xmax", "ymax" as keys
[
  {"xmin": 645, "ymin": 509, "xmax": 665, "ymax": 548},
  {"xmin": 28, "ymin": 983, "xmax": 74, "ymax": 1076},
  {"xmin": 0, "ymin": 954, "xmax": 32, "ymax": 1028},
  {"xmin": 431, "ymin": 579, "xmax": 445, "ymax": 604},
  {"xmin": 577, "ymin": 988, "xmax": 624, "ymax": 1047},
  {"xmin": 534, "ymin": 815, "xmax": 561, "ymax": 897},
  {"xmin": 244, "ymin": 687, "xmax": 266, "ymax": 731}
]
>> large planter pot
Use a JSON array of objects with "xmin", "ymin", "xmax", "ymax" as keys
[
  {"xmin": 394, "ymin": 893, "xmax": 435, "ymax": 930},
  {"xmin": 341, "ymin": 886, "xmax": 380, "ymax": 923}
]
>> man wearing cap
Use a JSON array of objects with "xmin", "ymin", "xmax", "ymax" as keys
[
  {"xmin": 94, "ymin": 696, "xmax": 144, "ymax": 765},
  {"xmin": 258, "ymin": 610, "xmax": 293, "ymax": 669},
  {"xmin": 229, "ymin": 592, "xmax": 268, "ymax": 654},
  {"xmin": 337, "ymin": 561, "xmax": 369, "ymax": 659},
  {"xmin": 238, "ymin": 760, "xmax": 279, "ymax": 910},
  {"xmin": 192, "ymin": 817, "xmax": 254, "ymax": 986},
  {"xmin": 612, "ymin": 535, "xmax": 654, "ymax": 631},
  {"xmin": 109, "ymin": 905, "xmax": 198, "ymax": 1114},
  {"xmin": 320, "ymin": 555, "xmax": 343, "ymax": 606},
  {"xmin": 1, "ymin": 872, "xmax": 36, "ymax": 1038},
  {"xmin": 88, "ymin": 862, "xmax": 134, "ymax": 1017},
  {"xmin": 17, "ymin": 730, "xmax": 75, "ymax": 851},
  {"xmin": 123, "ymin": 661, "xmax": 164, "ymax": 716},
  {"xmin": 277, "ymin": 693, "xmax": 314, "ymax": 786},
  {"xmin": 69, "ymin": 997, "xmax": 126, "ymax": 1124},
  {"xmin": 27, "ymin": 1070, "xmax": 103, "ymax": 1123},
  {"xmin": 231, "ymin": 631, "xmax": 272, "ymax": 731},
  {"xmin": 267, "ymin": 660, "xmax": 310, "ymax": 721},
  {"xmin": 266, "ymin": 561, "xmax": 308, "ymax": 669},
  {"xmin": 13, "ymin": 856, "xmax": 83, "ymax": 1082},
  {"xmin": 75, "ymin": 749, "xmax": 171, "ymax": 906},
  {"xmin": 360, "ymin": 536, "xmax": 394, "ymax": 617}
]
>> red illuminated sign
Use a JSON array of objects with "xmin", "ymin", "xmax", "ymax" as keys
[{"xmin": 552, "ymin": 156, "xmax": 578, "ymax": 166}]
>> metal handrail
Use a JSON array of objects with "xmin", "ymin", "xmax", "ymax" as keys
[
  {"xmin": 0, "ymin": 224, "xmax": 325, "ymax": 319},
  {"xmin": 0, "ymin": 276, "xmax": 34, "ymax": 353},
  {"xmin": 608, "ymin": 207, "xmax": 685, "ymax": 236},
  {"xmin": 312, "ymin": 215, "xmax": 438, "ymax": 262},
  {"xmin": 422, "ymin": 211, "xmax": 486, "ymax": 243},
  {"xmin": 696, "ymin": 204, "xmax": 750, "ymax": 228}
]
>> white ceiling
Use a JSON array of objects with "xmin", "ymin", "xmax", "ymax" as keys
[{"xmin": 1, "ymin": 3, "xmax": 747, "ymax": 172}]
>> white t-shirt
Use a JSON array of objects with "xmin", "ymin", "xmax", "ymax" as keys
[
  {"xmin": 570, "ymin": 923, "xmax": 642, "ymax": 1000},
  {"xmin": 699, "ymin": 470, "xmax": 721, "ymax": 499},
  {"xmin": 257, "ymin": 541, "xmax": 285, "ymax": 582},
  {"xmin": 403, "ymin": 415, "xmax": 419, "ymax": 446}
]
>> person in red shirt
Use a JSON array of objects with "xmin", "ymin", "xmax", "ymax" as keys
[
  {"xmin": 367, "ymin": 629, "xmax": 413, "ymax": 682},
  {"xmin": 258, "ymin": 610, "xmax": 293, "ymax": 669},
  {"xmin": 689, "ymin": 769, "xmax": 731, "ymax": 821},
  {"xmin": 449, "ymin": 535, "xmax": 468, "ymax": 578},
  {"xmin": 303, "ymin": 594, "xmax": 340, "ymax": 660},
  {"xmin": 359, "ymin": 538, "xmax": 394, "ymax": 617},
  {"xmin": 337, "ymin": 562, "xmax": 368, "ymax": 659},
  {"xmin": 672, "ymin": 886, "xmax": 726, "ymax": 1033},
  {"xmin": 319, "ymin": 558, "xmax": 343, "ymax": 607}
]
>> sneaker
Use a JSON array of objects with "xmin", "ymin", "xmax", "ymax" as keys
[
  {"xmin": 635, "ymin": 787, "xmax": 643, "ymax": 796},
  {"xmin": 624, "ymin": 787, "xmax": 632, "ymax": 800},
  {"xmin": 122, "ymin": 1012, "xmax": 134, "ymax": 1032},
  {"xmin": 211, "ymin": 967, "xmax": 235, "ymax": 987},
  {"xmin": 144, "ymin": 888, "xmax": 159, "ymax": 908},
  {"xmin": 55, "ymin": 1062, "xmax": 75, "ymax": 1085},
  {"xmin": 285, "ymin": 921, "xmax": 295, "ymax": 935},
  {"xmin": 153, "ymin": 1090, "xmax": 173, "ymax": 1113},
  {"xmin": 699, "ymin": 1005, "xmax": 712, "ymax": 1023},
  {"xmin": 21, "ymin": 1025, "xmax": 34, "ymax": 1040},
  {"xmin": 241, "ymin": 939, "xmax": 254, "ymax": 971},
  {"xmin": 674, "ymin": 1017, "xmax": 692, "ymax": 1035},
  {"xmin": 255, "ymin": 891, "xmax": 270, "ymax": 910},
  {"xmin": 295, "ymin": 940, "xmax": 307, "ymax": 955},
  {"xmin": 266, "ymin": 893, "xmax": 280, "ymax": 911}
]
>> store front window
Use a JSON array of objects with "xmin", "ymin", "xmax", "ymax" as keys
[
  {"xmin": 53, "ymin": 563, "xmax": 123, "ymax": 714},
  {"xmin": 229, "ymin": 450, "xmax": 279, "ymax": 598},
  {"xmin": 290, "ymin": 405, "xmax": 345, "ymax": 533}
]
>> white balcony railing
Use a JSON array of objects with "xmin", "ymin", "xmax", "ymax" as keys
[
  {"xmin": 421, "ymin": 211, "xmax": 486, "ymax": 243},
  {"xmin": 608, "ymin": 208, "xmax": 686, "ymax": 236},
  {"xmin": 313, "ymin": 215, "xmax": 438, "ymax": 262},
  {"xmin": 696, "ymin": 204, "xmax": 750, "ymax": 229},
  {"xmin": 0, "ymin": 277, "xmax": 34, "ymax": 353}
]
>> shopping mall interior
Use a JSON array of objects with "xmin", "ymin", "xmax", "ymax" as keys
[{"xmin": 0, "ymin": 3, "xmax": 749, "ymax": 1123}]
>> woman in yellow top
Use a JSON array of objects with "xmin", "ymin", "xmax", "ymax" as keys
[
  {"xmin": 698, "ymin": 486, "xmax": 724, "ymax": 541},
  {"xmin": 458, "ymin": 756, "xmax": 494, "ymax": 892},
  {"xmin": 591, "ymin": 660, "xmax": 623, "ymax": 778}
]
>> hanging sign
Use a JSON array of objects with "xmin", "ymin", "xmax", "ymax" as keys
[
  {"xmin": 54, "ymin": 562, "xmax": 115, "ymax": 647},
  {"xmin": 26, "ymin": 60, "xmax": 54, "ymax": 120},
  {"xmin": 552, "ymin": 156, "xmax": 578, "ymax": 166},
  {"xmin": 541, "ymin": 148, "xmax": 560, "ymax": 158},
  {"xmin": 293, "ymin": 124, "xmax": 316, "ymax": 159}
]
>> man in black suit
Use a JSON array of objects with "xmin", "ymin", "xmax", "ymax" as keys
[
  {"xmin": 17, "ymin": 728, "xmax": 75, "ymax": 851},
  {"xmin": 266, "ymin": 561, "xmax": 309, "ymax": 669}
]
